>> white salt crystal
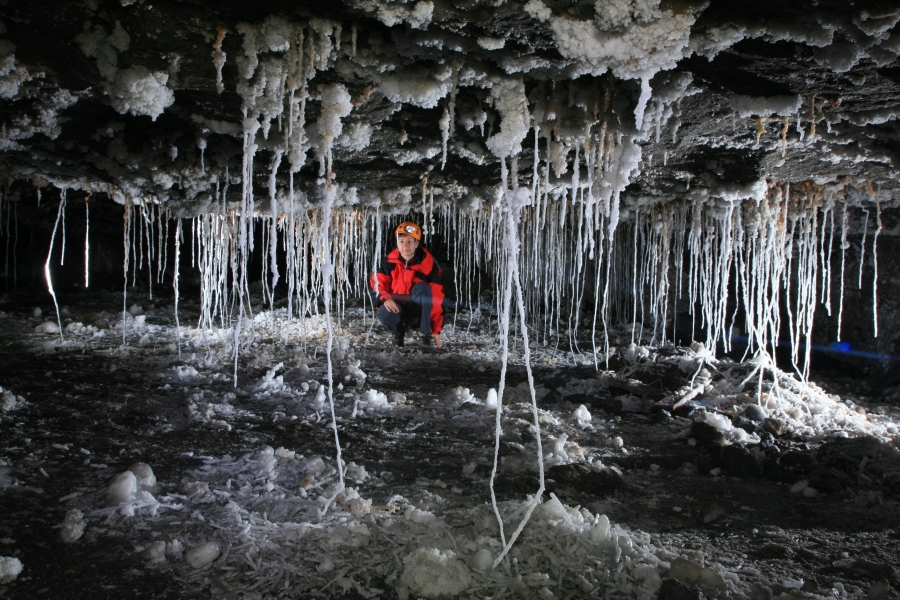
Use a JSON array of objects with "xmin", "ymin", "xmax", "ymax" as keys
[
  {"xmin": 400, "ymin": 547, "xmax": 472, "ymax": 598},
  {"xmin": 469, "ymin": 548, "xmax": 493, "ymax": 571},
  {"xmin": 590, "ymin": 514, "xmax": 610, "ymax": 542},
  {"xmin": 146, "ymin": 540, "xmax": 166, "ymax": 563},
  {"xmin": 703, "ymin": 411, "xmax": 733, "ymax": 432},
  {"xmin": 0, "ymin": 556, "xmax": 23, "ymax": 584},
  {"xmin": 257, "ymin": 446, "xmax": 276, "ymax": 475},
  {"xmin": 60, "ymin": 509, "xmax": 85, "ymax": 544},
  {"xmin": 108, "ymin": 470, "xmax": 138, "ymax": 503},
  {"xmin": 791, "ymin": 479, "xmax": 809, "ymax": 494},
  {"xmin": 127, "ymin": 463, "xmax": 156, "ymax": 488},
  {"xmin": 573, "ymin": 404, "xmax": 592, "ymax": 426},
  {"xmin": 108, "ymin": 66, "xmax": 174, "ymax": 120},
  {"xmin": 484, "ymin": 388, "xmax": 499, "ymax": 410},
  {"xmin": 185, "ymin": 540, "xmax": 221, "ymax": 569},
  {"xmin": 305, "ymin": 456, "xmax": 327, "ymax": 475},
  {"xmin": 166, "ymin": 539, "xmax": 184, "ymax": 558},
  {"xmin": 35, "ymin": 321, "xmax": 60, "ymax": 334}
]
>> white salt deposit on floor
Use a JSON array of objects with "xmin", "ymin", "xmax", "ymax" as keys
[{"xmin": 6, "ymin": 301, "xmax": 899, "ymax": 598}]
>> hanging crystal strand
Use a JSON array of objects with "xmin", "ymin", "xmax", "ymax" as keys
[
  {"xmin": 725, "ymin": 204, "xmax": 742, "ymax": 346},
  {"xmin": 773, "ymin": 199, "xmax": 803, "ymax": 373},
  {"xmin": 872, "ymin": 200, "xmax": 882, "ymax": 337},
  {"xmin": 84, "ymin": 189, "xmax": 91, "ymax": 288},
  {"xmin": 146, "ymin": 201, "xmax": 154, "ymax": 300},
  {"xmin": 234, "ymin": 111, "xmax": 262, "ymax": 386},
  {"xmin": 490, "ymin": 156, "xmax": 545, "ymax": 570},
  {"xmin": 268, "ymin": 148, "xmax": 284, "ymax": 313},
  {"xmin": 803, "ymin": 195, "xmax": 820, "ymax": 379},
  {"xmin": 652, "ymin": 206, "xmax": 670, "ymax": 346},
  {"xmin": 836, "ymin": 199, "xmax": 849, "ymax": 341},
  {"xmin": 157, "ymin": 204, "xmax": 166, "ymax": 285},
  {"xmin": 123, "ymin": 198, "xmax": 133, "ymax": 346},
  {"xmin": 591, "ymin": 210, "xmax": 606, "ymax": 369},
  {"xmin": 47, "ymin": 187, "xmax": 67, "ymax": 342},
  {"xmin": 817, "ymin": 197, "xmax": 828, "ymax": 306},
  {"xmin": 686, "ymin": 201, "xmax": 701, "ymax": 341},
  {"xmin": 857, "ymin": 205, "xmax": 868, "ymax": 289},
  {"xmin": 174, "ymin": 219, "xmax": 183, "ymax": 359},
  {"xmin": 371, "ymin": 205, "xmax": 382, "ymax": 314},
  {"xmin": 318, "ymin": 179, "xmax": 345, "ymax": 510},
  {"xmin": 630, "ymin": 212, "xmax": 641, "ymax": 345},
  {"xmin": 718, "ymin": 202, "xmax": 736, "ymax": 351},
  {"xmin": 823, "ymin": 194, "xmax": 835, "ymax": 315},
  {"xmin": 60, "ymin": 190, "xmax": 67, "ymax": 267},
  {"xmin": 132, "ymin": 201, "xmax": 140, "ymax": 288}
]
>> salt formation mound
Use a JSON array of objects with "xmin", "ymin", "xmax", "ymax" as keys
[
  {"xmin": 0, "ymin": 556, "xmax": 22, "ymax": 584},
  {"xmin": 60, "ymin": 509, "xmax": 86, "ymax": 544},
  {"xmin": 108, "ymin": 463, "xmax": 156, "ymax": 503},
  {"xmin": 185, "ymin": 541, "xmax": 222, "ymax": 569},
  {"xmin": 400, "ymin": 547, "xmax": 473, "ymax": 598}
]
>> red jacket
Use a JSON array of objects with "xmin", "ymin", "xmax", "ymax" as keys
[{"xmin": 370, "ymin": 246, "xmax": 445, "ymax": 334}]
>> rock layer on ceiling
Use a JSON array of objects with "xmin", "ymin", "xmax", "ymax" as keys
[{"xmin": 2, "ymin": 0, "xmax": 900, "ymax": 213}]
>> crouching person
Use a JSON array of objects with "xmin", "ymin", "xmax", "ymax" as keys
[{"xmin": 369, "ymin": 222, "xmax": 444, "ymax": 349}]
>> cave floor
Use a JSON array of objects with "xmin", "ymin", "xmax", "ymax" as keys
[{"xmin": 1, "ymin": 288, "xmax": 899, "ymax": 600}]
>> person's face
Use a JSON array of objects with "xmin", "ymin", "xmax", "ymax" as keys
[{"xmin": 397, "ymin": 234, "xmax": 418, "ymax": 259}]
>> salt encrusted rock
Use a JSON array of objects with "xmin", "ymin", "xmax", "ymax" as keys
[
  {"xmin": 657, "ymin": 578, "xmax": 704, "ymax": 600},
  {"xmin": 34, "ymin": 321, "xmax": 60, "ymax": 334},
  {"xmin": 546, "ymin": 462, "xmax": 626, "ymax": 497},
  {"xmin": 867, "ymin": 579, "xmax": 892, "ymax": 600}
]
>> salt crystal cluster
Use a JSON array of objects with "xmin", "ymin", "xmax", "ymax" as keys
[
  {"xmin": 108, "ymin": 462, "xmax": 156, "ymax": 504},
  {"xmin": 185, "ymin": 541, "xmax": 221, "ymax": 569},
  {"xmin": 400, "ymin": 547, "xmax": 472, "ymax": 599},
  {"xmin": 60, "ymin": 509, "xmax": 86, "ymax": 544},
  {"xmin": 0, "ymin": 556, "xmax": 22, "ymax": 584}
]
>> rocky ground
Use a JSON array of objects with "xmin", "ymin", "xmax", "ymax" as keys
[{"xmin": 0, "ymin": 288, "xmax": 899, "ymax": 600}]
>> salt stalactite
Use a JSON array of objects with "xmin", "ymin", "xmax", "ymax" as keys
[
  {"xmin": 60, "ymin": 193, "xmax": 67, "ymax": 267},
  {"xmin": 316, "ymin": 82, "xmax": 353, "ymax": 513},
  {"xmin": 371, "ymin": 206, "xmax": 382, "ymax": 301},
  {"xmin": 46, "ymin": 188, "xmax": 67, "ymax": 341},
  {"xmin": 198, "ymin": 137, "xmax": 207, "ymax": 175},
  {"xmin": 633, "ymin": 74, "xmax": 652, "ymax": 131},
  {"xmin": 173, "ymin": 219, "xmax": 182, "ymax": 359},
  {"xmin": 836, "ymin": 201, "xmax": 849, "ymax": 341},
  {"xmin": 267, "ymin": 148, "xmax": 283, "ymax": 309},
  {"xmin": 123, "ymin": 198, "xmax": 132, "ymax": 345},
  {"xmin": 858, "ymin": 206, "xmax": 868, "ymax": 289},
  {"xmin": 482, "ymin": 77, "xmax": 545, "ymax": 570},
  {"xmin": 873, "ymin": 200, "xmax": 881, "ymax": 337},
  {"xmin": 233, "ymin": 110, "xmax": 259, "ymax": 385},
  {"xmin": 213, "ymin": 25, "xmax": 227, "ymax": 94},
  {"xmin": 84, "ymin": 190, "xmax": 90, "ymax": 288},
  {"xmin": 439, "ymin": 105, "xmax": 450, "ymax": 170}
]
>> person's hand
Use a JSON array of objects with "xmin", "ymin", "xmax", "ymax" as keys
[
  {"xmin": 384, "ymin": 299, "xmax": 400, "ymax": 313},
  {"xmin": 432, "ymin": 333, "xmax": 442, "ymax": 349}
]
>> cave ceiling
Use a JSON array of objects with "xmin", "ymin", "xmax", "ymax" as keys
[{"xmin": 2, "ymin": 0, "xmax": 900, "ymax": 214}]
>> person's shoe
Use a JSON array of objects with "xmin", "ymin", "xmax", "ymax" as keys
[
  {"xmin": 392, "ymin": 332, "xmax": 405, "ymax": 347},
  {"xmin": 420, "ymin": 333, "xmax": 433, "ymax": 347}
]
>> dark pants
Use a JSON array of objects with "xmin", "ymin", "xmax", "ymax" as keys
[{"xmin": 376, "ymin": 282, "xmax": 434, "ymax": 335}]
